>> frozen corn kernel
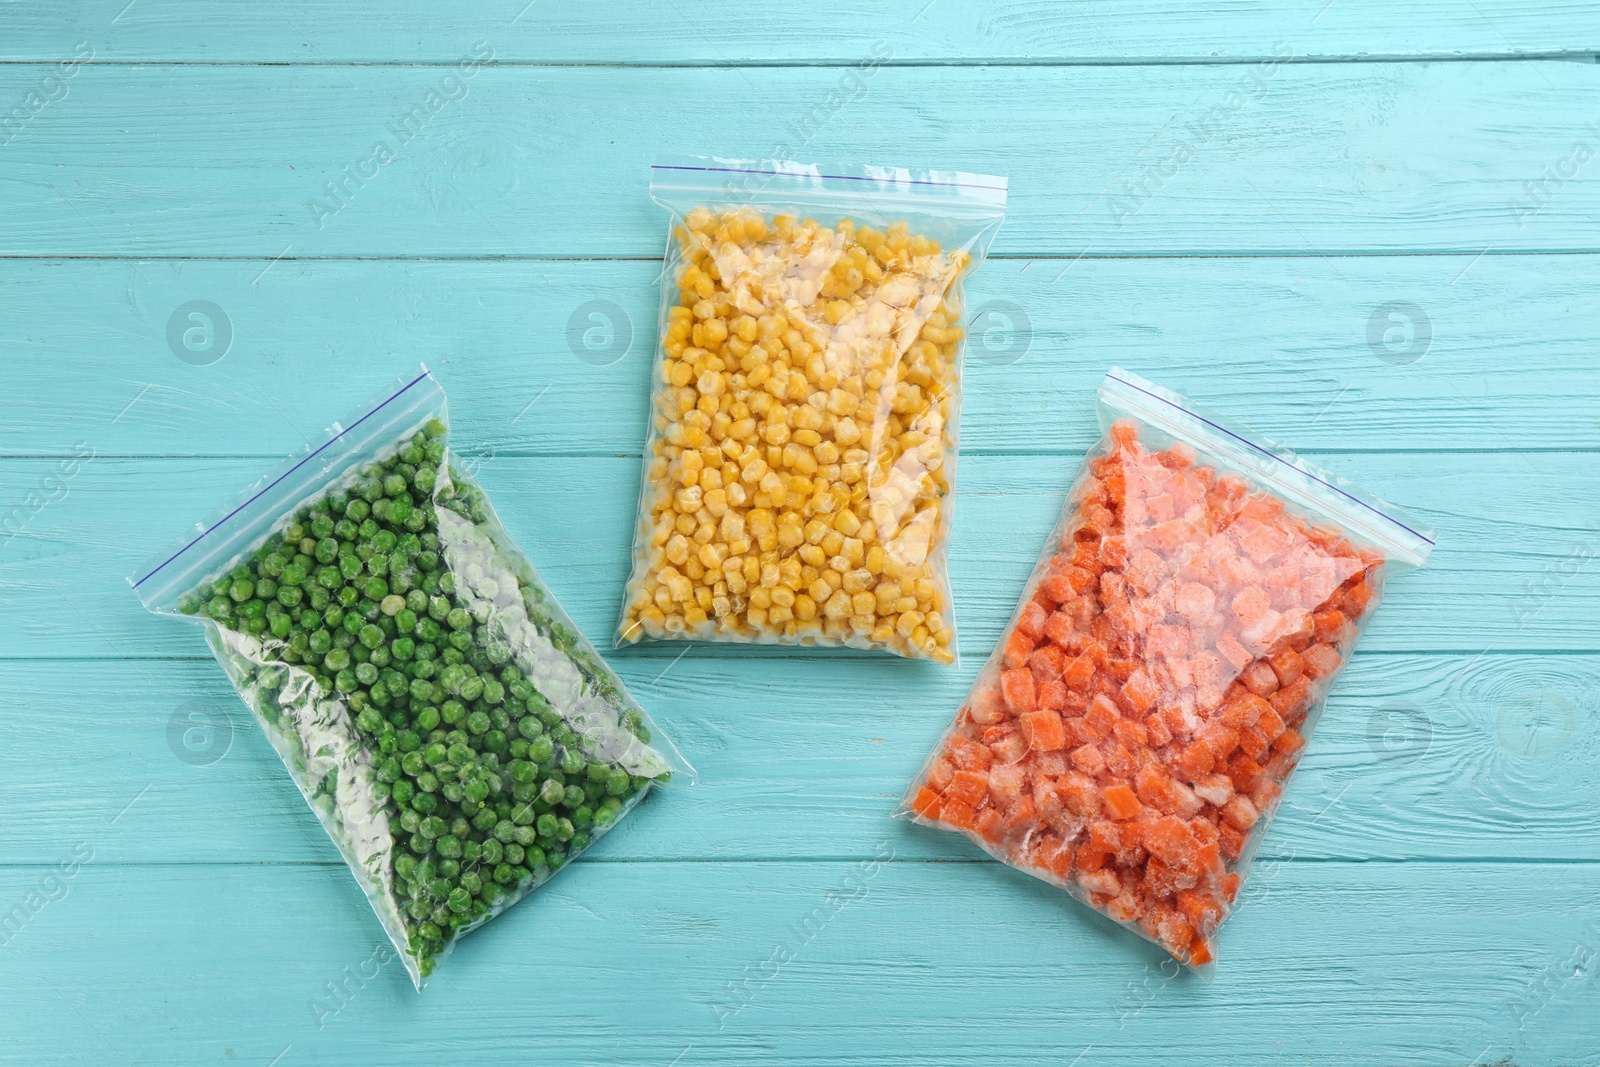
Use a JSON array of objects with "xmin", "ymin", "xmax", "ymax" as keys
[{"xmin": 619, "ymin": 208, "xmax": 976, "ymax": 663}]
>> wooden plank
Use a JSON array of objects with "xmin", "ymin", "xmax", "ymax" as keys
[
  {"xmin": 0, "ymin": 860, "xmax": 1595, "ymax": 1066},
  {"xmin": 0, "ymin": 452, "xmax": 1590, "ymax": 658},
  {"xmin": 2, "ymin": 63, "xmax": 1598, "ymax": 257},
  {"xmin": 3, "ymin": 1, "xmax": 1593, "ymax": 64},
  {"xmin": 1, "ymin": 652, "xmax": 1594, "ymax": 865},
  {"xmin": 5, "ymin": 254, "xmax": 1600, "ymax": 456}
]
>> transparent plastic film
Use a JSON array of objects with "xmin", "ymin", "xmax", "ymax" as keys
[
  {"xmin": 131, "ymin": 366, "xmax": 686, "ymax": 988},
  {"xmin": 617, "ymin": 156, "xmax": 1009, "ymax": 663},
  {"xmin": 900, "ymin": 368, "xmax": 1433, "ymax": 970}
]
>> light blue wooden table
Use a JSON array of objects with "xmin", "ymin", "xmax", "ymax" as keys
[{"xmin": 3, "ymin": 4, "xmax": 1599, "ymax": 1064}]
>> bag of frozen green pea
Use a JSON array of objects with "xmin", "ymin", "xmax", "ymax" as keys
[{"xmin": 130, "ymin": 365, "xmax": 687, "ymax": 988}]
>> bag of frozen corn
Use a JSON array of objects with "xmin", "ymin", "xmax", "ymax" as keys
[{"xmin": 617, "ymin": 156, "xmax": 1008, "ymax": 663}]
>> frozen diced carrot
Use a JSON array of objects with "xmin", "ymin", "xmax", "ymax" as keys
[
  {"xmin": 1038, "ymin": 572, "xmax": 1076, "ymax": 605},
  {"xmin": 1016, "ymin": 599, "xmax": 1049, "ymax": 641},
  {"xmin": 1227, "ymin": 753, "xmax": 1265, "ymax": 794},
  {"xmin": 1124, "ymin": 549, "xmax": 1166, "ymax": 595},
  {"xmin": 940, "ymin": 798, "xmax": 978, "ymax": 830},
  {"xmin": 1034, "ymin": 834, "xmax": 1073, "ymax": 879},
  {"xmin": 1069, "ymin": 743, "xmax": 1105, "ymax": 776},
  {"xmin": 1173, "ymin": 582, "xmax": 1217, "ymax": 625},
  {"xmin": 1142, "ymin": 816, "xmax": 1198, "ymax": 870},
  {"xmin": 1120, "ymin": 669, "xmax": 1159, "ymax": 715},
  {"xmin": 988, "ymin": 729, "xmax": 1029, "ymax": 766},
  {"xmin": 944, "ymin": 769, "xmax": 989, "ymax": 808},
  {"xmin": 1060, "ymin": 650, "xmax": 1096, "ymax": 688},
  {"xmin": 1135, "ymin": 764, "xmax": 1177, "ymax": 812},
  {"xmin": 1221, "ymin": 794, "xmax": 1260, "ymax": 831},
  {"xmin": 969, "ymin": 682, "xmax": 1008, "ymax": 725},
  {"xmin": 1081, "ymin": 505, "xmax": 1116, "ymax": 538},
  {"xmin": 1036, "ymin": 678, "xmax": 1069, "ymax": 712},
  {"xmin": 974, "ymin": 807, "xmax": 1005, "ymax": 843},
  {"xmin": 1105, "ymin": 893, "xmax": 1141, "ymax": 922},
  {"xmin": 1109, "ymin": 418, "xmax": 1140, "ymax": 450},
  {"xmin": 1086, "ymin": 694, "xmax": 1121, "ymax": 738},
  {"xmin": 1249, "ymin": 778, "xmax": 1283, "ymax": 812},
  {"xmin": 1028, "ymin": 643, "xmax": 1065, "ymax": 685},
  {"xmin": 926, "ymin": 756, "xmax": 955, "ymax": 792},
  {"xmin": 1218, "ymin": 823, "xmax": 1246, "ymax": 862},
  {"xmin": 1021, "ymin": 710, "xmax": 1068, "ymax": 753},
  {"xmin": 1270, "ymin": 675, "xmax": 1312, "ymax": 720},
  {"xmin": 1241, "ymin": 659, "xmax": 1280, "ymax": 696},
  {"xmin": 1078, "ymin": 868, "xmax": 1123, "ymax": 898},
  {"xmin": 947, "ymin": 736, "xmax": 993, "ymax": 772},
  {"xmin": 1100, "ymin": 534, "xmax": 1129, "ymax": 569},
  {"xmin": 1187, "ymin": 936, "xmax": 1215, "ymax": 966},
  {"xmin": 1312, "ymin": 608, "xmax": 1348, "ymax": 644},
  {"xmin": 1211, "ymin": 632, "xmax": 1249, "ymax": 674},
  {"xmin": 1113, "ymin": 718, "xmax": 1149, "ymax": 750},
  {"xmin": 1144, "ymin": 855, "xmax": 1198, "ymax": 898},
  {"xmin": 1221, "ymin": 693, "xmax": 1270, "ymax": 731},
  {"xmin": 1174, "ymin": 741, "xmax": 1215, "ymax": 781},
  {"xmin": 1002, "ymin": 794, "xmax": 1036, "ymax": 830},
  {"xmin": 1273, "ymin": 727, "xmax": 1306, "ymax": 756},
  {"xmin": 1175, "ymin": 889, "xmax": 1223, "ymax": 934},
  {"xmin": 1058, "ymin": 771, "xmax": 1101, "ymax": 816},
  {"xmin": 1229, "ymin": 585, "xmax": 1272, "ymax": 628},
  {"xmin": 1302, "ymin": 642, "xmax": 1342, "ymax": 679},
  {"xmin": 1255, "ymin": 703, "xmax": 1285, "ymax": 739},
  {"xmin": 1042, "ymin": 609, "xmax": 1076, "ymax": 649},
  {"xmin": 1156, "ymin": 911, "xmax": 1197, "ymax": 958},
  {"xmin": 986, "ymin": 762, "xmax": 1026, "ymax": 804},
  {"xmin": 1143, "ymin": 712, "xmax": 1173, "ymax": 748},
  {"xmin": 1145, "ymin": 492, "xmax": 1175, "ymax": 523},
  {"xmin": 1088, "ymin": 820, "xmax": 1121, "ymax": 854},
  {"xmin": 910, "ymin": 786, "xmax": 943, "ymax": 818},
  {"xmin": 1237, "ymin": 725, "xmax": 1270, "ymax": 761},
  {"xmin": 1003, "ymin": 629, "xmax": 1034, "ymax": 669},
  {"xmin": 1001, "ymin": 668, "xmax": 1037, "ymax": 712},
  {"xmin": 1075, "ymin": 843, "xmax": 1109, "ymax": 874},
  {"xmin": 1105, "ymin": 742, "xmax": 1139, "ymax": 780},
  {"xmin": 1280, "ymin": 608, "xmax": 1315, "ymax": 650},
  {"xmin": 1192, "ymin": 772, "xmax": 1234, "ymax": 806},
  {"xmin": 1196, "ymin": 722, "xmax": 1241, "ymax": 760},
  {"xmin": 1102, "ymin": 783, "xmax": 1143, "ymax": 820}
]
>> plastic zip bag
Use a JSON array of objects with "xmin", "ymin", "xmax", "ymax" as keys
[
  {"xmin": 900, "ymin": 367, "xmax": 1433, "ymax": 968},
  {"xmin": 616, "ymin": 155, "xmax": 1009, "ymax": 663},
  {"xmin": 130, "ymin": 366, "xmax": 686, "ymax": 988}
]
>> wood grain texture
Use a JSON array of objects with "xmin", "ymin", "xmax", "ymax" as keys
[
  {"xmin": 1, "ymin": 653, "xmax": 1594, "ymax": 865},
  {"xmin": 4, "ymin": 1, "xmax": 1596, "ymax": 63},
  {"xmin": 1, "ymin": 62, "xmax": 1598, "ymax": 257},
  {"xmin": 0, "ymin": 861, "xmax": 1596, "ymax": 1067},
  {"xmin": 4, "ymin": 1, "xmax": 1599, "ymax": 1062},
  {"xmin": 4, "ymin": 255, "xmax": 1600, "ymax": 456},
  {"xmin": 0, "ymin": 451, "xmax": 1591, "ymax": 658}
]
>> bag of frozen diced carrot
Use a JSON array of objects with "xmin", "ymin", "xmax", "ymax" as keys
[{"xmin": 899, "ymin": 367, "xmax": 1434, "ymax": 969}]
